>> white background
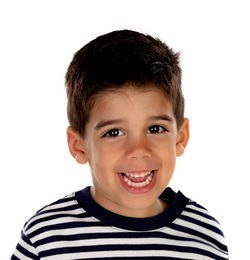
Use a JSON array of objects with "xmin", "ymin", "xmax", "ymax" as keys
[{"xmin": 1, "ymin": 1, "xmax": 249, "ymax": 259}]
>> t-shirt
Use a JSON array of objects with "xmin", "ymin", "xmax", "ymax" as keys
[{"xmin": 11, "ymin": 186, "xmax": 228, "ymax": 259}]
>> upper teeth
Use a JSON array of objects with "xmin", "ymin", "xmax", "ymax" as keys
[{"xmin": 124, "ymin": 171, "xmax": 152, "ymax": 178}]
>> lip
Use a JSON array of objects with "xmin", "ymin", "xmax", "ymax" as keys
[{"xmin": 118, "ymin": 170, "xmax": 158, "ymax": 194}]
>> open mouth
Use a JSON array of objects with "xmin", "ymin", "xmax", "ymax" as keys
[
  {"xmin": 121, "ymin": 170, "xmax": 154, "ymax": 187},
  {"xmin": 118, "ymin": 170, "xmax": 157, "ymax": 193}
]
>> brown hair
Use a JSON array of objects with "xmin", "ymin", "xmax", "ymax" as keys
[{"xmin": 65, "ymin": 29, "xmax": 184, "ymax": 137}]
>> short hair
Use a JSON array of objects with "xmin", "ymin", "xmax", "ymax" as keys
[{"xmin": 65, "ymin": 29, "xmax": 184, "ymax": 137}]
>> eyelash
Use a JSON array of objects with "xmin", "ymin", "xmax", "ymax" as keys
[
  {"xmin": 147, "ymin": 125, "xmax": 168, "ymax": 134},
  {"xmin": 102, "ymin": 125, "xmax": 168, "ymax": 138},
  {"xmin": 102, "ymin": 129, "xmax": 124, "ymax": 138}
]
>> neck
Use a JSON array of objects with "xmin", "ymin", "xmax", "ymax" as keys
[{"xmin": 90, "ymin": 186, "xmax": 169, "ymax": 218}]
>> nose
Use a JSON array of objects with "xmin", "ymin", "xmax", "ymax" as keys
[{"xmin": 125, "ymin": 135, "xmax": 151, "ymax": 159}]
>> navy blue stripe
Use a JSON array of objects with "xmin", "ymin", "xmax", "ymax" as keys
[
  {"xmin": 25, "ymin": 212, "xmax": 89, "ymax": 231},
  {"xmin": 179, "ymin": 214, "xmax": 224, "ymax": 235},
  {"xmin": 184, "ymin": 206, "xmax": 220, "ymax": 223},
  {"xmin": 15, "ymin": 244, "xmax": 39, "ymax": 259},
  {"xmin": 49, "ymin": 196, "xmax": 76, "ymax": 206},
  {"xmin": 188, "ymin": 201, "xmax": 207, "ymax": 210},
  {"xmin": 33, "ymin": 229, "xmax": 218, "ymax": 248},
  {"xmin": 25, "ymin": 204, "xmax": 83, "ymax": 231},
  {"xmin": 36, "ymin": 204, "xmax": 80, "ymax": 215},
  {"xmin": 34, "ymin": 230, "xmax": 192, "ymax": 245},
  {"xmin": 21, "ymin": 231, "xmax": 36, "ymax": 247},
  {"xmin": 74, "ymin": 258, "xmax": 190, "ymax": 260},
  {"xmin": 16, "ymin": 232, "xmax": 40, "ymax": 259},
  {"xmin": 24, "ymin": 202, "xmax": 80, "ymax": 229},
  {"xmin": 28, "ymin": 221, "xmax": 104, "ymax": 239},
  {"xmin": 171, "ymin": 223, "xmax": 228, "ymax": 252},
  {"xmin": 27, "ymin": 196, "xmax": 76, "ymax": 219},
  {"xmin": 30, "ymin": 197, "xmax": 76, "ymax": 216},
  {"xmin": 10, "ymin": 254, "xmax": 20, "ymax": 260},
  {"xmin": 39, "ymin": 243, "xmax": 226, "ymax": 259},
  {"xmin": 35, "ymin": 232, "xmax": 226, "ymax": 259}
]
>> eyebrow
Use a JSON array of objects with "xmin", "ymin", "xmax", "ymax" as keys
[
  {"xmin": 94, "ymin": 114, "xmax": 173, "ymax": 131},
  {"xmin": 148, "ymin": 114, "xmax": 174, "ymax": 123},
  {"xmin": 95, "ymin": 119, "xmax": 124, "ymax": 131}
]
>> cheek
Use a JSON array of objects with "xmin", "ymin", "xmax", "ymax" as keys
[
  {"xmin": 152, "ymin": 136, "xmax": 176, "ymax": 152},
  {"xmin": 100, "ymin": 140, "xmax": 123, "ymax": 157},
  {"xmin": 153, "ymin": 138, "xmax": 177, "ymax": 165},
  {"xmin": 90, "ymin": 142, "xmax": 118, "ymax": 171}
]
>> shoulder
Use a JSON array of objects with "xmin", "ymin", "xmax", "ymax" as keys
[
  {"xmin": 184, "ymin": 198, "xmax": 224, "ymax": 233},
  {"xmin": 23, "ymin": 192, "xmax": 76, "ymax": 230},
  {"xmin": 185, "ymin": 198, "xmax": 222, "ymax": 223},
  {"xmin": 22, "ymin": 190, "xmax": 95, "ymax": 239},
  {"xmin": 177, "ymin": 194, "xmax": 228, "ymax": 254}
]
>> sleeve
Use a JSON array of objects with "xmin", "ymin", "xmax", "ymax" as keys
[{"xmin": 11, "ymin": 231, "xmax": 40, "ymax": 260}]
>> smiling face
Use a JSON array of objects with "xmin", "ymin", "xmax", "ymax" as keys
[{"xmin": 67, "ymin": 84, "xmax": 189, "ymax": 218}]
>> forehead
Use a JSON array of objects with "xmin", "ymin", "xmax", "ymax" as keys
[{"xmin": 89, "ymin": 85, "xmax": 174, "ymax": 121}]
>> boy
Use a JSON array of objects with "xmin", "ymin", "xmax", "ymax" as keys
[{"xmin": 12, "ymin": 29, "xmax": 228, "ymax": 259}]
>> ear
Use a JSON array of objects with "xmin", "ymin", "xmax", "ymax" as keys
[
  {"xmin": 176, "ymin": 118, "xmax": 190, "ymax": 157},
  {"xmin": 66, "ymin": 126, "xmax": 88, "ymax": 164}
]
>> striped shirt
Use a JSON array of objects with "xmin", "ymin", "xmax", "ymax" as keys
[{"xmin": 11, "ymin": 186, "xmax": 228, "ymax": 259}]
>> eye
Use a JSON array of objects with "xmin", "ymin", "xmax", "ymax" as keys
[
  {"xmin": 147, "ymin": 125, "xmax": 168, "ymax": 134},
  {"xmin": 102, "ymin": 129, "xmax": 124, "ymax": 138}
]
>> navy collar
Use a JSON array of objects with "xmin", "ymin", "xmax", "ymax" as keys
[{"xmin": 76, "ymin": 186, "xmax": 189, "ymax": 231}]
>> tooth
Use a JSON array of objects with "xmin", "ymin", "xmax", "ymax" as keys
[
  {"xmin": 122, "ymin": 170, "xmax": 155, "ymax": 187},
  {"xmin": 125, "ymin": 171, "xmax": 152, "ymax": 178}
]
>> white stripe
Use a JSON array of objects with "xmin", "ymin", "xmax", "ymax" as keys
[
  {"xmin": 19, "ymin": 237, "xmax": 38, "ymax": 256},
  {"xmin": 25, "ymin": 208, "xmax": 85, "ymax": 231},
  {"xmin": 174, "ymin": 219, "xmax": 225, "ymax": 244},
  {"xmin": 27, "ymin": 215, "xmax": 100, "ymax": 234},
  {"xmin": 161, "ymin": 226, "xmax": 226, "ymax": 253},
  {"xmin": 13, "ymin": 249, "xmax": 34, "ymax": 260},
  {"xmin": 186, "ymin": 204, "xmax": 214, "ymax": 217},
  {"xmin": 181, "ymin": 210, "xmax": 221, "ymax": 230},
  {"xmin": 39, "ymin": 199, "xmax": 77, "ymax": 212},
  {"xmin": 64, "ymin": 192, "xmax": 75, "ymax": 198},
  {"xmin": 41, "ymin": 249, "xmax": 218, "ymax": 260},
  {"xmin": 30, "ymin": 226, "xmax": 123, "ymax": 243},
  {"xmin": 36, "ymin": 237, "xmax": 227, "ymax": 258}
]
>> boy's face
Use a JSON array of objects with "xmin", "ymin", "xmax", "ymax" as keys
[{"xmin": 67, "ymin": 84, "xmax": 189, "ymax": 218}]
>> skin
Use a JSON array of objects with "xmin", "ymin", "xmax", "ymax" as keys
[{"xmin": 67, "ymin": 84, "xmax": 189, "ymax": 218}]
